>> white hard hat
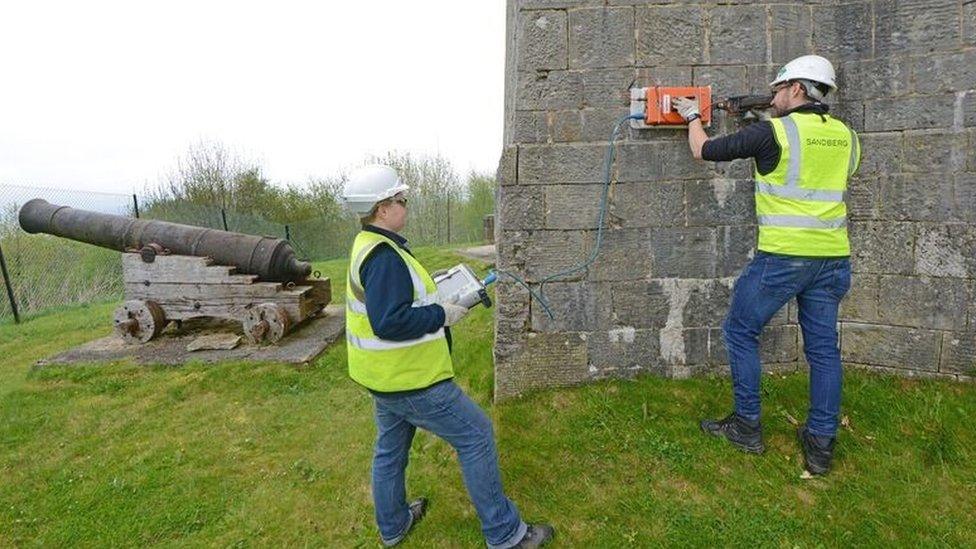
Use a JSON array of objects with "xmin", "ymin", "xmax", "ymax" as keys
[
  {"xmin": 341, "ymin": 164, "xmax": 410, "ymax": 215},
  {"xmin": 770, "ymin": 55, "xmax": 837, "ymax": 95}
]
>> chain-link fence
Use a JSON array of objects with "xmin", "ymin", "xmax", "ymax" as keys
[{"xmin": 1, "ymin": 182, "xmax": 495, "ymax": 324}]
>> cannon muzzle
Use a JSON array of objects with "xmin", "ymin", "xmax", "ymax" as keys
[{"xmin": 19, "ymin": 199, "xmax": 312, "ymax": 282}]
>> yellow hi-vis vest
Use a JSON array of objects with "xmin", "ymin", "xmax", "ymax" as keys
[
  {"xmin": 755, "ymin": 112, "xmax": 861, "ymax": 256},
  {"xmin": 345, "ymin": 230, "xmax": 453, "ymax": 392}
]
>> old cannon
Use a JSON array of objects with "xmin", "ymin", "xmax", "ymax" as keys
[{"xmin": 19, "ymin": 199, "xmax": 331, "ymax": 345}]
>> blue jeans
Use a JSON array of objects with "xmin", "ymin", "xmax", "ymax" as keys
[
  {"xmin": 723, "ymin": 251, "xmax": 852, "ymax": 437},
  {"xmin": 370, "ymin": 380, "xmax": 527, "ymax": 548}
]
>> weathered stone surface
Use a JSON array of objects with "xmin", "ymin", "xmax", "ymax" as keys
[
  {"xmin": 915, "ymin": 224, "xmax": 976, "ymax": 278},
  {"xmin": 516, "ymin": 70, "xmax": 584, "ymax": 110},
  {"xmin": 517, "ymin": 10, "xmax": 568, "ymax": 71},
  {"xmin": 956, "ymin": 174, "xmax": 976, "ymax": 224},
  {"xmin": 531, "ymin": 281, "xmax": 612, "ymax": 332},
  {"xmin": 848, "ymin": 221, "xmax": 915, "ymax": 275},
  {"xmin": 584, "ymin": 227, "xmax": 654, "ymax": 281},
  {"xmin": 635, "ymin": 6, "xmax": 705, "ymax": 66},
  {"xmin": 616, "ymin": 141, "xmax": 713, "ymax": 182},
  {"xmin": 498, "ymin": 185, "xmax": 545, "ymax": 230},
  {"xmin": 865, "ymin": 95, "xmax": 956, "ymax": 131},
  {"xmin": 912, "ymin": 51, "xmax": 976, "ymax": 94},
  {"xmin": 497, "ymin": 146, "xmax": 518, "ymax": 186},
  {"xmin": 940, "ymin": 332, "xmax": 976, "ymax": 375},
  {"xmin": 586, "ymin": 328, "xmax": 664, "ymax": 374},
  {"xmin": 635, "ymin": 66, "xmax": 693, "ymax": 88},
  {"xmin": 609, "ymin": 181, "xmax": 685, "ymax": 228},
  {"xmin": 569, "ymin": 7, "xmax": 634, "ymax": 69},
  {"xmin": 966, "ymin": 1, "xmax": 976, "ymax": 47},
  {"xmin": 830, "ymin": 101, "xmax": 865, "ymax": 132},
  {"xmin": 716, "ymin": 225, "xmax": 757, "ymax": 278},
  {"xmin": 812, "ymin": 2, "xmax": 873, "ymax": 60},
  {"xmin": 692, "ymin": 65, "xmax": 748, "ymax": 101},
  {"xmin": 494, "ymin": 332, "xmax": 589, "ymax": 397},
  {"xmin": 853, "ymin": 132, "xmax": 903, "ymax": 176},
  {"xmin": 681, "ymin": 278, "xmax": 733, "ymax": 328},
  {"xmin": 708, "ymin": 6, "xmax": 767, "ymax": 65},
  {"xmin": 841, "ymin": 323, "xmax": 941, "ymax": 370},
  {"xmin": 495, "ymin": 279, "xmax": 531, "ymax": 335},
  {"xmin": 581, "ymin": 69, "xmax": 635, "ymax": 108},
  {"xmin": 708, "ymin": 324, "xmax": 799, "ymax": 366},
  {"xmin": 517, "ymin": 143, "xmax": 607, "ymax": 184},
  {"xmin": 879, "ymin": 174, "xmax": 954, "ymax": 222},
  {"xmin": 901, "ymin": 131, "xmax": 968, "ymax": 174},
  {"xmin": 610, "ymin": 279, "xmax": 672, "ymax": 329},
  {"xmin": 513, "ymin": 111, "xmax": 549, "ymax": 143},
  {"xmin": 770, "ymin": 4, "xmax": 812, "ymax": 64},
  {"xmin": 846, "ymin": 175, "xmax": 880, "ymax": 220},
  {"xmin": 878, "ymin": 276, "xmax": 969, "ymax": 330},
  {"xmin": 544, "ymin": 184, "xmax": 604, "ymax": 229},
  {"xmin": 649, "ymin": 228, "xmax": 717, "ymax": 278},
  {"xmin": 875, "ymin": 0, "xmax": 961, "ymax": 56},
  {"xmin": 838, "ymin": 58, "xmax": 912, "ymax": 101},
  {"xmin": 686, "ymin": 179, "xmax": 754, "ymax": 227},
  {"xmin": 520, "ymin": 229, "xmax": 590, "ymax": 281},
  {"xmin": 840, "ymin": 273, "xmax": 880, "ymax": 322},
  {"xmin": 581, "ymin": 107, "xmax": 632, "ymax": 141}
]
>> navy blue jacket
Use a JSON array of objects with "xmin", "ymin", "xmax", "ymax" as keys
[{"xmin": 359, "ymin": 225, "xmax": 451, "ymax": 349}]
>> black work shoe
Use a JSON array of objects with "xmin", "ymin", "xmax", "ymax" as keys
[
  {"xmin": 700, "ymin": 413, "xmax": 765, "ymax": 454},
  {"xmin": 797, "ymin": 424, "xmax": 835, "ymax": 475},
  {"xmin": 382, "ymin": 497, "xmax": 428, "ymax": 547},
  {"xmin": 513, "ymin": 524, "xmax": 555, "ymax": 548}
]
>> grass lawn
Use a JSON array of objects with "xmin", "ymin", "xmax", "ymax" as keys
[{"xmin": 1, "ymin": 246, "xmax": 974, "ymax": 547}]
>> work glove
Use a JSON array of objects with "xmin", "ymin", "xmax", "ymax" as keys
[
  {"xmin": 441, "ymin": 302, "xmax": 470, "ymax": 327},
  {"xmin": 672, "ymin": 96, "xmax": 701, "ymax": 122}
]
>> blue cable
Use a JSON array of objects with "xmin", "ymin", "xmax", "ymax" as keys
[{"xmin": 492, "ymin": 112, "xmax": 644, "ymax": 320}]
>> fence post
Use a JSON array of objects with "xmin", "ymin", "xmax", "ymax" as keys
[
  {"xmin": 0, "ymin": 241, "xmax": 20, "ymax": 324},
  {"xmin": 221, "ymin": 208, "xmax": 229, "ymax": 231},
  {"xmin": 132, "ymin": 194, "xmax": 140, "ymax": 218},
  {"xmin": 285, "ymin": 224, "xmax": 291, "ymax": 241}
]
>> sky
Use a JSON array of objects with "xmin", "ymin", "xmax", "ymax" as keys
[{"xmin": 0, "ymin": 1, "xmax": 507, "ymax": 196}]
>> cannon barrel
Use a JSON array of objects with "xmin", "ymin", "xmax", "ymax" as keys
[{"xmin": 18, "ymin": 199, "xmax": 312, "ymax": 282}]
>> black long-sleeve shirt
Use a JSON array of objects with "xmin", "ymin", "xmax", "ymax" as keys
[{"xmin": 701, "ymin": 102, "xmax": 830, "ymax": 174}]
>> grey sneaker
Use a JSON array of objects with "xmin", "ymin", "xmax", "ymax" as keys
[
  {"xmin": 797, "ymin": 424, "xmax": 835, "ymax": 475},
  {"xmin": 381, "ymin": 497, "xmax": 428, "ymax": 547},
  {"xmin": 700, "ymin": 413, "xmax": 765, "ymax": 454},
  {"xmin": 513, "ymin": 524, "xmax": 555, "ymax": 548}
]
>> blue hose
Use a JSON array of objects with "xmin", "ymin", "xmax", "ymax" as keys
[{"xmin": 494, "ymin": 112, "xmax": 644, "ymax": 320}]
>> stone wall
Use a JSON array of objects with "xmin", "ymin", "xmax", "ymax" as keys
[{"xmin": 494, "ymin": 0, "xmax": 976, "ymax": 398}]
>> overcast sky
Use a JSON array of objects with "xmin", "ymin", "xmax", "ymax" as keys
[{"xmin": 0, "ymin": 1, "xmax": 506, "ymax": 196}]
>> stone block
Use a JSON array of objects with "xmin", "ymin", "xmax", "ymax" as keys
[
  {"xmin": 840, "ymin": 273, "xmax": 880, "ymax": 323},
  {"xmin": 940, "ymin": 332, "xmax": 976, "ymax": 376},
  {"xmin": 531, "ymin": 281, "xmax": 612, "ymax": 332},
  {"xmin": 498, "ymin": 185, "xmax": 545, "ymax": 231},
  {"xmin": 517, "ymin": 10, "xmax": 568, "ymax": 71},
  {"xmin": 846, "ymin": 175, "xmax": 880, "ymax": 220},
  {"xmin": 970, "ymin": 130, "xmax": 976, "ymax": 171},
  {"xmin": 708, "ymin": 324, "xmax": 799, "ymax": 366},
  {"xmin": 516, "ymin": 70, "xmax": 584, "ymax": 110},
  {"xmin": 879, "ymin": 174, "xmax": 954, "ymax": 222},
  {"xmin": 812, "ymin": 2, "xmax": 873, "ymax": 61},
  {"xmin": 864, "ymin": 95, "xmax": 956, "ymax": 132},
  {"xmin": 956, "ymin": 174, "xmax": 976, "ymax": 224},
  {"xmin": 586, "ymin": 328, "xmax": 664, "ymax": 373},
  {"xmin": 569, "ymin": 7, "xmax": 635, "ymax": 69},
  {"xmin": 912, "ymin": 51, "xmax": 976, "ymax": 94},
  {"xmin": 581, "ymin": 69, "xmax": 635, "ymax": 108},
  {"xmin": 841, "ymin": 323, "xmax": 941, "ymax": 370},
  {"xmin": 636, "ymin": 66, "xmax": 693, "ymax": 88},
  {"xmin": 544, "ymin": 184, "xmax": 604, "ymax": 229},
  {"xmin": 878, "ymin": 276, "xmax": 969, "ymax": 330},
  {"xmin": 580, "ymin": 107, "xmax": 632, "ymax": 141},
  {"xmin": 666, "ymin": 327, "xmax": 710, "ymax": 374},
  {"xmin": 875, "ymin": 0, "xmax": 961, "ymax": 56},
  {"xmin": 517, "ymin": 143, "xmax": 607, "ymax": 184},
  {"xmin": 716, "ymin": 225, "xmax": 756, "ymax": 277},
  {"xmin": 616, "ymin": 141, "xmax": 713, "ymax": 182},
  {"xmin": 966, "ymin": 1, "xmax": 976, "ymax": 47},
  {"xmin": 608, "ymin": 181, "xmax": 685, "ymax": 228},
  {"xmin": 746, "ymin": 64, "xmax": 777, "ymax": 95},
  {"xmin": 915, "ymin": 224, "xmax": 976, "ymax": 278},
  {"xmin": 691, "ymin": 65, "xmax": 748, "ymax": 101},
  {"xmin": 635, "ymin": 6, "xmax": 705, "ymax": 66},
  {"xmin": 495, "ymin": 278, "xmax": 531, "ymax": 335},
  {"xmin": 830, "ymin": 101, "xmax": 865, "ymax": 132},
  {"xmin": 610, "ymin": 280, "xmax": 672, "ymax": 329},
  {"xmin": 963, "ymin": 91, "xmax": 976, "ymax": 128},
  {"xmin": 649, "ymin": 227, "xmax": 717, "ymax": 278},
  {"xmin": 584, "ymin": 227, "xmax": 654, "ymax": 281},
  {"xmin": 520, "ymin": 229, "xmax": 590, "ymax": 281},
  {"xmin": 901, "ymin": 131, "xmax": 968, "ymax": 174},
  {"xmin": 770, "ymin": 4, "xmax": 813, "ymax": 64},
  {"xmin": 518, "ymin": 0, "xmax": 594, "ymax": 8},
  {"xmin": 513, "ymin": 111, "xmax": 549, "ymax": 143},
  {"xmin": 686, "ymin": 179, "xmax": 754, "ymax": 227},
  {"xmin": 682, "ymin": 278, "xmax": 732, "ymax": 328},
  {"xmin": 853, "ymin": 132, "xmax": 903, "ymax": 176},
  {"xmin": 494, "ymin": 332, "xmax": 589, "ymax": 398},
  {"xmin": 837, "ymin": 58, "xmax": 912, "ymax": 101},
  {"xmin": 497, "ymin": 146, "xmax": 518, "ymax": 186},
  {"xmin": 708, "ymin": 6, "xmax": 767, "ymax": 65},
  {"xmin": 549, "ymin": 110, "xmax": 582, "ymax": 142},
  {"xmin": 848, "ymin": 221, "xmax": 915, "ymax": 275}
]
